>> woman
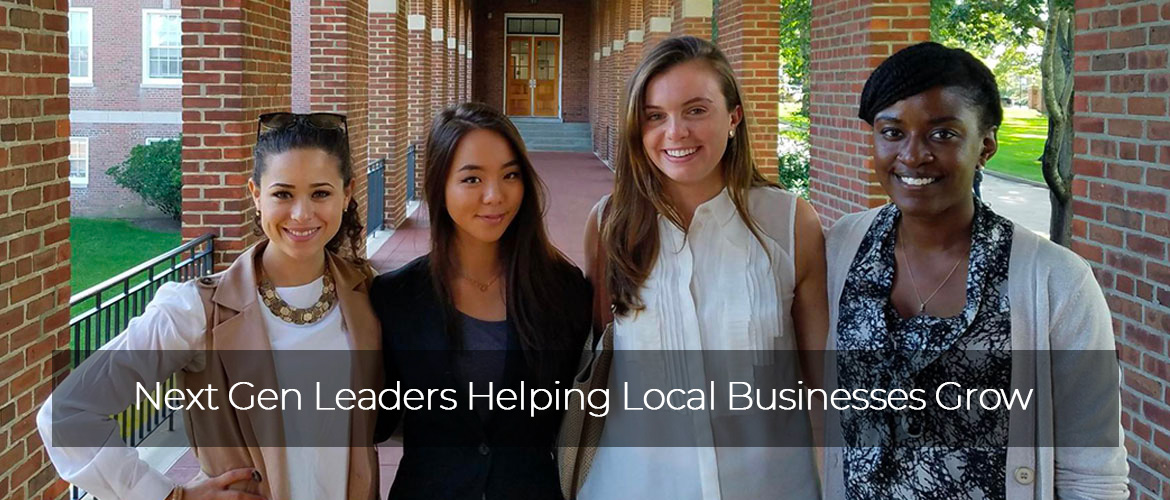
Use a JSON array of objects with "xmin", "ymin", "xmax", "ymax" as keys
[
  {"xmin": 371, "ymin": 103, "xmax": 592, "ymax": 499},
  {"xmin": 577, "ymin": 36, "xmax": 828, "ymax": 500},
  {"xmin": 37, "ymin": 113, "xmax": 382, "ymax": 500},
  {"xmin": 823, "ymin": 42, "xmax": 1128, "ymax": 499}
]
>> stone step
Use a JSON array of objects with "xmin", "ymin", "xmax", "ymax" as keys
[{"xmin": 511, "ymin": 119, "xmax": 593, "ymax": 153}]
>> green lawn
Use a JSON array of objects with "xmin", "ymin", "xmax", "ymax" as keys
[
  {"xmin": 987, "ymin": 107, "xmax": 1047, "ymax": 184},
  {"xmin": 70, "ymin": 218, "xmax": 181, "ymax": 304}
]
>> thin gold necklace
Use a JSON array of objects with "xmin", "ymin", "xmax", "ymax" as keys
[
  {"xmin": 897, "ymin": 232, "xmax": 965, "ymax": 316},
  {"xmin": 458, "ymin": 271, "xmax": 501, "ymax": 292}
]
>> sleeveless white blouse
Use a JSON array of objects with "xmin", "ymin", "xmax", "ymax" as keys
[{"xmin": 578, "ymin": 187, "xmax": 820, "ymax": 500}]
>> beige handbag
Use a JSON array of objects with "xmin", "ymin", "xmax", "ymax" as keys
[{"xmin": 557, "ymin": 198, "xmax": 614, "ymax": 499}]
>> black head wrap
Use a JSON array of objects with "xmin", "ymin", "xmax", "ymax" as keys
[{"xmin": 858, "ymin": 42, "xmax": 1003, "ymax": 131}]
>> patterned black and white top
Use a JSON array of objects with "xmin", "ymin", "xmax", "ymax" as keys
[{"xmin": 836, "ymin": 200, "xmax": 1015, "ymax": 500}]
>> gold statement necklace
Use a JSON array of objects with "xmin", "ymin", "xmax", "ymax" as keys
[{"xmin": 258, "ymin": 266, "xmax": 338, "ymax": 325}]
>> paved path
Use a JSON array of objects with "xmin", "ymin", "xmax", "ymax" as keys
[{"xmin": 981, "ymin": 173, "xmax": 1052, "ymax": 238}]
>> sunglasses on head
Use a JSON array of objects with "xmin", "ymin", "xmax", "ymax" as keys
[{"xmin": 257, "ymin": 112, "xmax": 348, "ymax": 138}]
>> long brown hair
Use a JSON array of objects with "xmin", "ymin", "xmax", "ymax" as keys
[
  {"xmin": 605, "ymin": 36, "xmax": 775, "ymax": 316},
  {"xmin": 424, "ymin": 102, "xmax": 584, "ymax": 385}
]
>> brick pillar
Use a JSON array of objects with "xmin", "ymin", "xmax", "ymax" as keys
[
  {"xmin": 181, "ymin": 0, "xmax": 292, "ymax": 269},
  {"xmin": 446, "ymin": 0, "xmax": 458, "ymax": 105},
  {"xmin": 671, "ymin": 0, "xmax": 711, "ymax": 39},
  {"xmin": 310, "ymin": 0, "xmax": 369, "ymax": 255},
  {"xmin": 716, "ymin": 0, "xmax": 780, "ymax": 179},
  {"xmin": 464, "ymin": 2, "xmax": 472, "ymax": 102},
  {"xmin": 596, "ymin": 0, "xmax": 613, "ymax": 164},
  {"xmin": 806, "ymin": 0, "xmax": 929, "ymax": 223},
  {"xmin": 408, "ymin": 0, "xmax": 431, "ymax": 195},
  {"xmin": 1071, "ymin": 1, "xmax": 1170, "ymax": 497},
  {"xmin": 457, "ymin": 1, "xmax": 467, "ymax": 103},
  {"xmin": 607, "ymin": 0, "xmax": 624, "ymax": 166},
  {"xmin": 643, "ymin": 0, "xmax": 671, "ymax": 50},
  {"xmin": 431, "ymin": 0, "xmax": 447, "ymax": 115},
  {"xmin": 0, "ymin": 1, "xmax": 72, "ymax": 498},
  {"xmin": 624, "ymin": 0, "xmax": 645, "ymax": 106},
  {"xmin": 370, "ymin": 0, "xmax": 408, "ymax": 228},
  {"xmin": 590, "ymin": 0, "xmax": 605, "ymax": 161}
]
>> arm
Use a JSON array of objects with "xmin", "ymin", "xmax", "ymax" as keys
[
  {"xmin": 36, "ymin": 281, "xmax": 204, "ymax": 500},
  {"xmin": 1049, "ymin": 270, "xmax": 1129, "ymax": 499},
  {"xmin": 791, "ymin": 197, "xmax": 829, "ymax": 390}
]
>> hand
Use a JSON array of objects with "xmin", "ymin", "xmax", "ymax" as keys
[{"xmin": 176, "ymin": 468, "xmax": 266, "ymax": 500}]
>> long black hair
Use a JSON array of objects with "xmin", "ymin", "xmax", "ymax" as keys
[
  {"xmin": 252, "ymin": 117, "xmax": 365, "ymax": 264},
  {"xmin": 424, "ymin": 102, "xmax": 588, "ymax": 387}
]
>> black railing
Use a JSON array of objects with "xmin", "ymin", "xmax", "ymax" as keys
[
  {"xmin": 367, "ymin": 158, "xmax": 386, "ymax": 236},
  {"xmin": 68, "ymin": 234, "xmax": 215, "ymax": 499},
  {"xmin": 406, "ymin": 143, "xmax": 417, "ymax": 201}
]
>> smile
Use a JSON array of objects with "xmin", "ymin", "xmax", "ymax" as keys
[
  {"xmin": 896, "ymin": 174, "xmax": 939, "ymax": 187},
  {"xmin": 283, "ymin": 227, "xmax": 320, "ymax": 241},
  {"xmin": 664, "ymin": 147, "xmax": 699, "ymax": 158},
  {"xmin": 477, "ymin": 213, "xmax": 508, "ymax": 224}
]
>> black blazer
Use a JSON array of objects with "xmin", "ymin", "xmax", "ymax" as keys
[{"xmin": 371, "ymin": 255, "xmax": 592, "ymax": 500}]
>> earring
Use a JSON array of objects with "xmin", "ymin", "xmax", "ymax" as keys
[{"xmin": 729, "ymin": 130, "xmax": 735, "ymax": 139}]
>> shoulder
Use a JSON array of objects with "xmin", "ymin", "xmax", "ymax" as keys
[
  {"xmin": 587, "ymin": 194, "xmax": 612, "ymax": 232},
  {"xmin": 1009, "ymin": 225, "xmax": 1098, "ymax": 299},
  {"xmin": 371, "ymin": 255, "xmax": 434, "ymax": 308},
  {"xmin": 827, "ymin": 206, "xmax": 884, "ymax": 241}
]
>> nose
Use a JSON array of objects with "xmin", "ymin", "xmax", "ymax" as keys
[
  {"xmin": 291, "ymin": 198, "xmax": 312, "ymax": 221},
  {"xmin": 665, "ymin": 115, "xmax": 689, "ymax": 142},
  {"xmin": 482, "ymin": 180, "xmax": 504, "ymax": 205},
  {"xmin": 897, "ymin": 135, "xmax": 934, "ymax": 166}
]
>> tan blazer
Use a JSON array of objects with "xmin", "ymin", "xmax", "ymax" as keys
[{"xmin": 183, "ymin": 241, "xmax": 382, "ymax": 500}]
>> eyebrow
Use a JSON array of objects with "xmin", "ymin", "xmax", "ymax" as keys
[
  {"xmin": 874, "ymin": 114, "xmax": 963, "ymax": 125},
  {"xmin": 457, "ymin": 160, "xmax": 521, "ymax": 172},
  {"xmin": 269, "ymin": 182, "xmax": 335, "ymax": 188},
  {"xmin": 645, "ymin": 97, "xmax": 714, "ymax": 109}
]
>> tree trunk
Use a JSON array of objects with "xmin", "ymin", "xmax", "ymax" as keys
[{"xmin": 1040, "ymin": 3, "xmax": 1075, "ymax": 246}]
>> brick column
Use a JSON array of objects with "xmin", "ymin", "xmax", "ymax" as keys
[
  {"xmin": 0, "ymin": 1, "xmax": 72, "ymax": 498},
  {"xmin": 596, "ymin": 0, "xmax": 614, "ymax": 164},
  {"xmin": 806, "ymin": 0, "xmax": 929, "ymax": 223},
  {"xmin": 1071, "ymin": 1, "xmax": 1170, "ymax": 497},
  {"xmin": 181, "ymin": 0, "xmax": 292, "ymax": 269},
  {"xmin": 624, "ymin": 0, "xmax": 645, "ymax": 107},
  {"xmin": 310, "ymin": 0, "xmax": 369, "ymax": 255},
  {"xmin": 590, "ymin": 0, "xmax": 604, "ymax": 161},
  {"xmin": 457, "ymin": 1, "xmax": 467, "ymax": 103},
  {"xmin": 643, "ymin": 0, "xmax": 671, "ymax": 50},
  {"xmin": 716, "ymin": 0, "xmax": 780, "ymax": 179},
  {"xmin": 370, "ymin": 0, "xmax": 408, "ymax": 228},
  {"xmin": 446, "ymin": 0, "xmax": 458, "ymax": 105},
  {"xmin": 607, "ymin": 0, "xmax": 624, "ymax": 166},
  {"xmin": 671, "ymin": 0, "xmax": 711, "ymax": 39},
  {"xmin": 408, "ymin": 0, "xmax": 431, "ymax": 195},
  {"xmin": 431, "ymin": 0, "xmax": 447, "ymax": 115}
]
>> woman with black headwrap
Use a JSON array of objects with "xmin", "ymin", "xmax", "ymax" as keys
[{"xmin": 821, "ymin": 42, "xmax": 1128, "ymax": 499}]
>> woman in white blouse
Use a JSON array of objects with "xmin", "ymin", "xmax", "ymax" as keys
[
  {"xmin": 576, "ymin": 36, "xmax": 828, "ymax": 500},
  {"xmin": 37, "ymin": 113, "xmax": 382, "ymax": 500}
]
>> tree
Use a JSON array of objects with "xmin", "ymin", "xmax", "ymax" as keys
[
  {"xmin": 933, "ymin": 0, "xmax": 1076, "ymax": 246},
  {"xmin": 106, "ymin": 139, "xmax": 183, "ymax": 220},
  {"xmin": 777, "ymin": 0, "xmax": 811, "ymax": 115}
]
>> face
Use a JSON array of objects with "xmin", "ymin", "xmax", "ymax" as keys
[
  {"xmin": 249, "ymin": 148, "xmax": 353, "ymax": 262},
  {"xmin": 641, "ymin": 59, "xmax": 742, "ymax": 190},
  {"xmin": 871, "ymin": 86, "xmax": 997, "ymax": 219},
  {"xmin": 444, "ymin": 128, "xmax": 524, "ymax": 246}
]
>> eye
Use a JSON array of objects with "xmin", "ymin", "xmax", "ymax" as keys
[
  {"xmin": 645, "ymin": 112, "xmax": 665, "ymax": 122},
  {"xmin": 879, "ymin": 128, "xmax": 903, "ymax": 140},
  {"xmin": 686, "ymin": 106, "xmax": 708, "ymax": 116},
  {"xmin": 461, "ymin": 176, "xmax": 481, "ymax": 184},
  {"xmin": 312, "ymin": 190, "xmax": 332, "ymax": 199},
  {"xmin": 272, "ymin": 191, "xmax": 292, "ymax": 199},
  {"xmin": 504, "ymin": 171, "xmax": 522, "ymax": 180},
  {"xmin": 931, "ymin": 129, "xmax": 959, "ymax": 140}
]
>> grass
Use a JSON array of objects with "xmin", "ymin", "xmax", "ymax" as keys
[
  {"xmin": 987, "ymin": 107, "xmax": 1047, "ymax": 184},
  {"xmin": 70, "ymin": 218, "xmax": 181, "ymax": 314},
  {"xmin": 777, "ymin": 105, "xmax": 1048, "ymax": 184}
]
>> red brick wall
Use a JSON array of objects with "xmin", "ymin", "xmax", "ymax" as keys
[
  {"xmin": 807, "ymin": 0, "xmax": 929, "ymax": 223},
  {"xmin": 471, "ymin": 0, "xmax": 592, "ymax": 122},
  {"xmin": 1072, "ymin": 1, "xmax": 1170, "ymax": 497},
  {"xmin": 1, "ymin": 1, "xmax": 73, "ymax": 498},
  {"xmin": 671, "ymin": 0, "xmax": 711, "ymax": 40},
  {"xmin": 180, "ymin": 0, "xmax": 291, "ymax": 269},
  {"xmin": 69, "ymin": 123, "xmax": 179, "ymax": 217},
  {"xmin": 715, "ymin": 0, "xmax": 780, "ymax": 180},
  {"xmin": 292, "ymin": 0, "xmax": 310, "ymax": 113},
  {"xmin": 407, "ymin": 0, "xmax": 431, "ymax": 196},
  {"xmin": 369, "ymin": 3, "xmax": 408, "ymax": 227}
]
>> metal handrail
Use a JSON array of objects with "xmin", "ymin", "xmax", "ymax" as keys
[{"xmin": 70, "ymin": 233, "xmax": 216, "ymax": 307}]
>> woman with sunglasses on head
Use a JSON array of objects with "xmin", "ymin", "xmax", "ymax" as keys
[
  {"xmin": 370, "ymin": 102, "xmax": 591, "ymax": 500},
  {"xmin": 574, "ymin": 36, "xmax": 828, "ymax": 500},
  {"xmin": 38, "ymin": 112, "xmax": 382, "ymax": 500},
  {"xmin": 822, "ymin": 42, "xmax": 1127, "ymax": 499}
]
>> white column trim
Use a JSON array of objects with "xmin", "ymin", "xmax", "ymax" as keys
[
  {"xmin": 649, "ymin": 16, "xmax": 671, "ymax": 33},
  {"xmin": 370, "ymin": 0, "xmax": 397, "ymax": 14},
  {"xmin": 602, "ymin": 46, "xmax": 611, "ymax": 57},
  {"xmin": 613, "ymin": 39, "xmax": 624, "ymax": 51},
  {"xmin": 447, "ymin": 37, "xmax": 457, "ymax": 49},
  {"xmin": 682, "ymin": 0, "xmax": 713, "ymax": 17},
  {"xmin": 408, "ymin": 14, "xmax": 426, "ymax": 30},
  {"xmin": 431, "ymin": 27, "xmax": 444, "ymax": 42},
  {"xmin": 458, "ymin": 44, "xmax": 466, "ymax": 54},
  {"xmin": 593, "ymin": 52, "xmax": 601, "ymax": 61},
  {"xmin": 627, "ymin": 29, "xmax": 644, "ymax": 43}
]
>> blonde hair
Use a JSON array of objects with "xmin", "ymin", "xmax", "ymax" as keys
[{"xmin": 604, "ymin": 36, "xmax": 775, "ymax": 316}]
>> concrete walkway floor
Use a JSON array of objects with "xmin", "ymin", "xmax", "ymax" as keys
[{"xmin": 980, "ymin": 172, "xmax": 1053, "ymax": 239}]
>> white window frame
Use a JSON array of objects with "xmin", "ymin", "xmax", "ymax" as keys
[
  {"xmin": 69, "ymin": 137, "xmax": 90, "ymax": 186},
  {"xmin": 69, "ymin": 8, "xmax": 93, "ymax": 86},
  {"xmin": 145, "ymin": 137, "xmax": 177, "ymax": 145},
  {"xmin": 141, "ymin": 9, "xmax": 182, "ymax": 87}
]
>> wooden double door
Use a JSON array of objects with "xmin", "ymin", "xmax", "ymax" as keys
[{"xmin": 506, "ymin": 35, "xmax": 560, "ymax": 117}]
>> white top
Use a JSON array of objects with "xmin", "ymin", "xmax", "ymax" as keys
[
  {"xmin": 578, "ymin": 187, "xmax": 821, "ymax": 500},
  {"xmin": 37, "ymin": 278, "xmax": 351, "ymax": 500},
  {"xmin": 822, "ymin": 207, "xmax": 1129, "ymax": 500}
]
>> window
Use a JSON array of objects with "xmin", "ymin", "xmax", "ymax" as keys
[
  {"xmin": 69, "ymin": 138, "xmax": 89, "ymax": 186},
  {"xmin": 145, "ymin": 137, "xmax": 177, "ymax": 145},
  {"xmin": 506, "ymin": 17, "xmax": 560, "ymax": 35},
  {"xmin": 69, "ymin": 8, "xmax": 93, "ymax": 85},
  {"xmin": 142, "ymin": 10, "xmax": 181, "ymax": 85}
]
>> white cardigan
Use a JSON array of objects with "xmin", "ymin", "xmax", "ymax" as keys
[{"xmin": 822, "ymin": 207, "xmax": 1129, "ymax": 500}]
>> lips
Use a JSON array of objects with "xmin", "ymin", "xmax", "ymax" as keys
[
  {"xmin": 476, "ymin": 213, "xmax": 508, "ymax": 225},
  {"xmin": 895, "ymin": 173, "xmax": 940, "ymax": 187},
  {"xmin": 283, "ymin": 227, "xmax": 321, "ymax": 242},
  {"xmin": 662, "ymin": 146, "xmax": 700, "ymax": 163}
]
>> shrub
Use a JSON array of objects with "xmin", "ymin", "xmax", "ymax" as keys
[{"xmin": 106, "ymin": 138, "xmax": 183, "ymax": 220}]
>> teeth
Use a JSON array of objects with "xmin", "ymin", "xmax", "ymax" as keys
[
  {"xmin": 898, "ymin": 175, "xmax": 937, "ymax": 186},
  {"xmin": 666, "ymin": 147, "xmax": 697, "ymax": 158},
  {"xmin": 287, "ymin": 228, "xmax": 317, "ymax": 237}
]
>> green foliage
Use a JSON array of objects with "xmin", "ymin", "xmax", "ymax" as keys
[
  {"xmin": 777, "ymin": 0, "xmax": 811, "ymax": 110},
  {"xmin": 106, "ymin": 138, "xmax": 183, "ymax": 220},
  {"xmin": 777, "ymin": 105, "xmax": 810, "ymax": 198}
]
